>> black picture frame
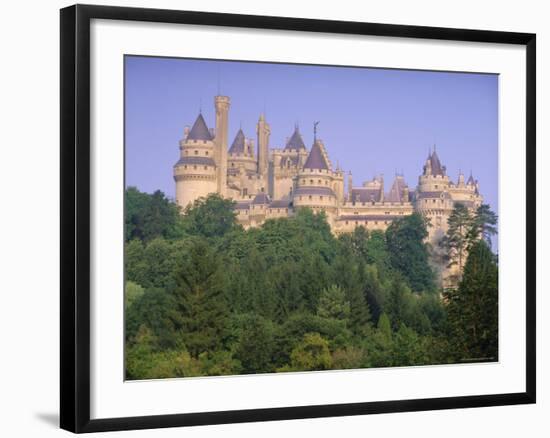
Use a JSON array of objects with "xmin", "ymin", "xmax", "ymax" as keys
[{"xmin": 60, "ymin": 4, "xmax": 536, "ymax": 433}]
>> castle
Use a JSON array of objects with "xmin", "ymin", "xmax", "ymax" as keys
[{"xmin": 174, "ymin": 95, "xmax": 483, "ymax": 244}]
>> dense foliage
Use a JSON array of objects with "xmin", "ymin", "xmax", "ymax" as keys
[{"xmin": 124, "ymin": 188, "xmax": 499, "ymax": 379}]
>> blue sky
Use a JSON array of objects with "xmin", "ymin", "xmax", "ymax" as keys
[{"xmin": 125, "ymin": 56, "xmax": 498, "ymax": 217}]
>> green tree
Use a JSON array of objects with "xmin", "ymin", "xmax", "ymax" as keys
[
  {"xmin": 172, "ymin": 238, "xmax": 229, "ymax": 357},
  {"xmin": 285, "ymin": 333, "xmax": 332, "ymax": 371},
  {"xmin": 317, "ymin": 285, "xmax": 351, "ymax": 320},
  {"xmin": 445, "ymin": 203, "xmax": 474, "ymax": 273},
  {"xmin": 125, "ymin": 281, "xmax": 144, "ymax": 310},
  {"xmin": 444, "ymin": 240, "xmax": 498, "ymax": 361},
  {"xmin": 468, "ymin": 204, "xmax": 498, "ymax": 247},
  {"xmin": 386, "ymin": 213, "xmax": 434, "ymax": 292},
  {"xmin": 183, "ymin": 193, "xmax": 240, "ymax": 239},
  {"xmin": 233, "ymin": 314, "xmax": 277, "ymax": 374},
  {"xmin": 125, "ymin": 187, "xmax": 184, "ymax": 242}
]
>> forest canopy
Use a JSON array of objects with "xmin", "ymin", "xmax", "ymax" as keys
[{"xmin": 124, "ymin": 187, "xmax": 498, "ymax": 379}]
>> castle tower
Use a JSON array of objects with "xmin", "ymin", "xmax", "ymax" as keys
[
  {"xmin": 271, "ymin": 125, "xmax": 309, "ymax": 199},
  {"xmin": 226, "ymin": 128, "xmax": 261, "ymax": 199},
  {"xmin": 257, "ymin": 113, "xmax": 270, "ymax": 179},
  {"xmin": 214, "ymin": 95, "xmax": 230, "ymax": 197},
  {"xmin": 416, "ymin": 148, "xmax": 453, "ymax": 241},
  {"xmin": 173, "ymin": 113, "xmax": 218, "ymax": 209},
  {"xmin": 293, "ymin": 139, "xmax": 338, "ymax": 224}
]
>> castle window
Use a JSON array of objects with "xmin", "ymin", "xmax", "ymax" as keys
[
  {"xmin": 433, "ymin": 199, "xmax": 436, "ymax": 203},
  {"xmin": 375, "ymin": 221, "xmax": 378, "ymax": 225},
  {"xmin": 318, "ymin": 179, "xmax": 322, "ymax": 184},
  {"xmin": 205, "ymin": 151, "xmax": 208, "ymax": 155},
  {"xmin": 184, "ymin": 165, "xmax": 187, "ymax": 169},
  {"xmin": 345, "ymin": 221, "xmax": 349, "ymax": 225},
  {"xmin": 193, "ymin": 165, "xmax": 197, "ymax": 170},
  {"xmin": 195, "ymin": 150, "xmax": 198, "ymax": 155},
  {"xmin": 435, "ymin": 185, "xmax": 438, "ymax": 189},
  {"xmin": 231, "ymin": 162, "xmax": 234, "ymax": 167},
  {"xmin": 320, "ymin": 196, "xmax": 323, "ymax": 200},
  {"xmin": 355, "ymin": 221, "xmax": 358, "ymax": 225},
  {"xmin": 243, "ymin": 188, "xmax": 248, "ymax": 196},
  {"xmin": 204, "ymin": 166, "xmax": 207, "ymax": 170},
  {"xmin": 299, "ymin": 196, "xmax": 302, "ymax": 201},
  {"xmin": 184, "ymin": 150, "xmax": 189, "ymax": 155},
  {"xmin": 310, "ymin": 180, "xmax": 313, "ymax": 185},
  {"xmin": 309, "ymin": 195, "xmax": 312, "ymax": 200}
]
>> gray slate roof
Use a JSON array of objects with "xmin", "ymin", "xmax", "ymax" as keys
[
  {"xmin": 339, "ymin": 215, "xmax": 402, "ymax": 221},
  {"xmin": 284, "ymin": 126, "xmax": 306, "ymax": 150},
  {"xmin": 234, "ymin": 201, "xmax": 251, "ymax": 210},
  {"xmin": 252, "ymin": 193, "xmax": 271, "ymax": 205},
  {"xmin": 175, "ymin": 156, "xmax": 216, "ymax": 167},
  {"xmin": 350, "ymin": 188, "xmax": 382, "ymax": 203},
  {"xmin": 187, "ymin": 113, "xmax": 213, "ymax": 141},
  {"xmin": 269, "ymin": 198, "xmax": 291, "ymax": 208},
  {"xmin": 294, "ymin": 186, "xmax": 335, "ymax": 196},
  {"xmin": 386, "ymin": 176, "xmax": 407, "ymax": 203},
  {"xmin": 467, "ymin": 174, "xmax": 476, "ymax": 185},
  {"xmin": 416, "ymin": 191, "xmax": 451, "ymax": 200},
  {"xmin": 429, "ymin": 150, "xmax": 445, "ymax": 176},
  {"xmin": 303, "ymin": 141, "xmax": 329, "ymax": 170},
  {"xmin": 229, "ymin": 129, "xmax": 246, "ymax": 154}
]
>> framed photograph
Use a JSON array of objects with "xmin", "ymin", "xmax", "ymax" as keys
[{"xmin": 60, "ymin": 4, "xmax": 536, "ymax": 433}]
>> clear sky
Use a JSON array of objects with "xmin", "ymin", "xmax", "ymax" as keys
[{"xmin": 125, "ymin": 55, "xmax": 498, "ymax": 217}]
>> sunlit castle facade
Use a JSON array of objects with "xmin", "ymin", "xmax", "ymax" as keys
[{"xmin": 174, "ymin": 95, "xmax": 483, "ymax": 241}]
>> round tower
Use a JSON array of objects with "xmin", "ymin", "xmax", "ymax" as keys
[
  {"xmin": 292, "ymin": 139, "xmax": 338, "ymax": 224},
  {"xmin": 173, "ymin": 113, "xmax": 218, "ymax": 209}
]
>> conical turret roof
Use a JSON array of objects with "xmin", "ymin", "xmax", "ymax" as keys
[
  {"xmin": 284, "ymin": 126, "xmax": 306, "ymax": 150},
  {"xmin": 229, "ymin": 129, "xmax": 246, "ymax": 154},
  {"xmin": 303, "ymin": 141, "xmax": 329, "ymax": 170},
  {"xmin": 429, "ymin": 149, "xmax": 445, "ymax": 176},
  {"xmin": 187, "ymin": 113, "xmax": 213, "ymax": 141}
]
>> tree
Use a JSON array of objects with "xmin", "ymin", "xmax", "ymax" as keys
[
  {"xmin": 125, "ymin": 187, "xmax": 184, "ymax": 242},
  {"xmin": 183, "ymin": 193, "xmax": 240, "ymax": 239},
  {"xmin": 125, "ymin": 281, "xmax": 144, "ymax": 310},
  {"xmin": 446, "ymin": 203, "xmax": 473, "ymax": 273},
  {"xmin": 468, "ymin": 204, "xmax": 498, "ymax": 247},
  {"xmin": 286, "ymin": 333, "xmax": 332, "ymax": 371},
  {"xmin": 386, "ymin": 213, "xmax": 434, "ymax": 292},
  {"xmin": 172, "ymin": 238, "xmax": 229, "ymax": 357},
  {"xmin": 234, "ymin": 314, "xmax": 277, "ymax": 374},
  {"xmin": 317, "ymin": 285, "xmax": 351, "ymax": 320},
  {"xmin": 444, "ymin": 240, "xmax": 498, "ymax": 361}
]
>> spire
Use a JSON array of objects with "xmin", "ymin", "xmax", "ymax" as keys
[
  {"xmin": 284, "ymin": 125, "xmax": 306, "ymax": 150},
  {"xmin": 228, "ymin": 128, "xmax": 246, "ymax": 154},
  {"xmin": 429, "ymin": 147, "xmax": 444, "ymax": 176},
  {"xmin": 303, "ymin": 140, "xmax": 329, "ymax": 170},
  {"xmin": 467, "ymin": 170, "xmax": 475, "ymax": 185},
  {"xmin": 187, "ymin": 113, "xmax": 212, "ymax": 141}
]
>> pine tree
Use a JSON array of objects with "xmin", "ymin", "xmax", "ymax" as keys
[
  {"xmin": 444, "ymin": 240, "xmax": 498, "ymax": 361},
  {"xmin": 468, "ymin": 204, "xmax": 498, "ymax": 247},
  {"xmin": 385, "ymin": 213, "xmax": 434, "ymax": 292},
  {"xmin": 172, "ymin": 238, "xmax": 229, "ymax": 358},
  {"xmin": 446, "ymin": 203, "xmax": 474, "ymax": 273}
]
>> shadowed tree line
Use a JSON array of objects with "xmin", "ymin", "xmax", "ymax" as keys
[{"xmin": 124, "ymin": 187, "xmax": 498, "ymax": 379}]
